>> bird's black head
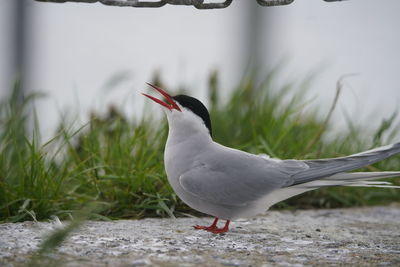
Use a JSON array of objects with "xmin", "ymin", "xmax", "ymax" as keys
[{"xmin": 172, "ymin": 95, "xmax": 212, "ymax": 137}]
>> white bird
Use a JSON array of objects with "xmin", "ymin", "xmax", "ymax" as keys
[{"xmin": 143, "ymin": 83, "xmax": 400, "ymax": 234}]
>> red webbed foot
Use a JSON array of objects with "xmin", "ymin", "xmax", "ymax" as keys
[{"xmin": 193, "ymin": 218, "xmax": 230, "ymax": 234}]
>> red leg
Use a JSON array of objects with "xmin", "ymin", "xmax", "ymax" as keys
[
  {"xmin": 210, "ymin": 220, "xmax": 230, "ymax": 234},
  {"xmin": 194, "ymin": 217, "xmax": 218, "ymax": 231}
]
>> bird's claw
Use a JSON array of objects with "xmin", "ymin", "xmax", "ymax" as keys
[
  {"xmin": 193, "ymin": 225, "xmax": 228, "ymax": 234},
  {"xmin": 209, "ymin": 228, "xmax": 229, "ymax": 234},
  {"xmin": 193, "ymin": 225, "xmax": 216, "ymax": 231}
]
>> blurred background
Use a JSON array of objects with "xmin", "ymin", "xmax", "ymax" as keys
[{"xmin": 1, "ymin": 0, "xmax": 400, "ymax": 139}]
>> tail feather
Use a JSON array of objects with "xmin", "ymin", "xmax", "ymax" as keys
[
  {"xmin": 261, "ymin": 170, "xmax": 400, "ymax": 210},
  {"xmin": 326, "ymin": 171, "xmax": 400, "ymax": 181},
  {"xmin": 346, "ymin": 183, "xmax": 400, "ymax": 189},
  {"xmin": 257, "ymin": 171, "xmax": 399, "ymax": 210},
  {"xmin": 295, "ymin": 171, "xmax": 400, "ymax": 189},
  {"xmin": 292, "ymin": 142, "xmax": 400, "ymax": 185},
  {"xmin": 259, "ymin": 145, "xmax": 400, "ymax": 209}
]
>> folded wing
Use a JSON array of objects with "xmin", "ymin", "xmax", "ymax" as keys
[{"xmin": 179, "ymin": 142, "xmax": 400, "ymax": 207}]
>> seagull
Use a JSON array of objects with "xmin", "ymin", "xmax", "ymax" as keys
[{"xmin": 142, "ymin": 83, "xmax": 400, "ymax": 234}]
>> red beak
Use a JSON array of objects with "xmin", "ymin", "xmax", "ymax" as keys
[{"xmin": 142, "ymin": 83, "xmax": 181, "ymax": 112}]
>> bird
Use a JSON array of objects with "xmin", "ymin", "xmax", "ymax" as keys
[{"xmin": 142, "ymin": 83, "xmax": 400, "ymax": 234}]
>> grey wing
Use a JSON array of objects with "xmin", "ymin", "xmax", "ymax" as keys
[
  {"xmin": 292, "ymin": 142, "xmax": 400, "ymax": 185},
  {"xmin": 178, "ymin": 150, "xmax": 309, "ymax": 207}
]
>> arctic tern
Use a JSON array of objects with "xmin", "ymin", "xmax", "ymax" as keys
[{"xmin": 143, "ymin": 83, "xmax": 400, "ymax": 234}]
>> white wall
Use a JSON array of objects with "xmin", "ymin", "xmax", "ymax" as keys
[
  {"xmin": 10, "ymin": 0, "xmax": 248, "ymax": 137},
  {"xmin": 259, "ymin": 0, "xmax": 400, "ymax": 134},
  {"xmin": 1, "ymin": 0, "xmax": 399, "ymax": 140}
]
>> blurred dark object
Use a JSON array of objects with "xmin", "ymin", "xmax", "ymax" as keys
[
  {"xmin": 12, "ymin": 0, "xmax": 29, "ymax": 105},
  {"xmin": 34, "ymin": 0, "xmax": 346, "ymax": 9}
]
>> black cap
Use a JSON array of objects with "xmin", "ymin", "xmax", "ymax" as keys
[{"xmin": 172, "ymin": 95, "xmax": 212, "ymax": 136}]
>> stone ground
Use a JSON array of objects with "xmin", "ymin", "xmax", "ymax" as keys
[{"xmin": 1, "ymin": 205, "xmax": 400, "ymax": 267}]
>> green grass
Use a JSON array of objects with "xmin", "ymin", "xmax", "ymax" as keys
[{"xmin": 0, "ymin": 72, "xmax": 399, "ymax": 223}]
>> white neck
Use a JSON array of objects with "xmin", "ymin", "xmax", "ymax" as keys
[
  {"xmin": 165, "ymin": 109, "xmax": 212, "ymax": 147},
  {"xmin": 164, "ymin": 109, "xmax": 213, "ymax": 182}
]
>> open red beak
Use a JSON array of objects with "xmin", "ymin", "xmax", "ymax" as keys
[{"xmin": 142, "ymin": 83, "xmax": 181, "ymax": 112}]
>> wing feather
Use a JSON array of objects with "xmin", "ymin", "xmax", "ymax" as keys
[
  {"xmin": 178, "ymin": 145, "xmax": 308, "ymax": 206},
  {"xmin": 292, "ymin": 142, "xmax": 400, "ymax": 185}
]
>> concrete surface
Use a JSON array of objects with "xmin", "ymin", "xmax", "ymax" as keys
[{"xmin": 1, "ymin": 205, "xmax": 400, "ymax": 266}]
